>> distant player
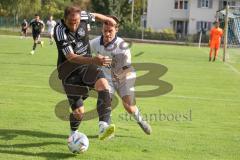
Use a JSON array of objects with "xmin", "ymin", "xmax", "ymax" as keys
[
  {"xmin": 209, "ymin": 21, "xmax": 223, "ymax": 62},
  {"xmin": 54, "ymin": 5, "xmax": 118, "ymax": 141},
  {"xmin": 90, "ymin": 16, "xmax": 152, "ymax": 135},
  {"xmin": 21, "ymin": 19, "xmax": 28, "ymax": 39},
  {"xmin": 46, "ymin": 15, "xmax": 57, "ymax": 45},
  {"xmin": 29, "ymin": 14, "xmax": 45, "ymax": 55}
]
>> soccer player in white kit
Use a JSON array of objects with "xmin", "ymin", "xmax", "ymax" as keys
[
  {"xmin": 90, "ymin": 16, "xmax": 152, "ymax": 135},
  {"xmin": 46, "ymin": 15, "xmax": 57, "ymax": 45}
]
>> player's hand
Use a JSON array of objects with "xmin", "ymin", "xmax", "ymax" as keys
[{"xmin": 92, "ymin": 54, "xmax": 112, "ymax": 66}]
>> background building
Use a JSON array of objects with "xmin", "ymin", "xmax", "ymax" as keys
[{"xmin": 147, "ymin": 0, "xmax": 240, "ymax": 35}]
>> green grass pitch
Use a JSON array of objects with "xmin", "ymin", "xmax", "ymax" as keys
[{"xmin": 0, "ymin": 35, "xmax": 240, "ymax": 160}]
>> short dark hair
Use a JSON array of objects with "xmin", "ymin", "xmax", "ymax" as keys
[
  {"xmin": 35, "ymin": 14, "xmax": 39, "ymax": 17},
  {"xmin": 213, "ymin": 20, "xmax": 219, "ymax": 25},
  {"xmin": 104, "ymin": 15, "xmax": 120, "ymax": 27},
  {"xmin": 64, "ymin": 5, "xmax": 81, "ymax": 19}
]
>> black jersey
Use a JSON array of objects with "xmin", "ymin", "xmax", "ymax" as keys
[
  {"xmin": 29, "ymin": 19, "xmax": 45, "ymax": 33},
  {"xmin": 21, "ymin": 21, "xmax": 28, "ymax": 29},
  {"xmin": 54, "ymin": 11, "xmax": 95, "ymax": 68}
]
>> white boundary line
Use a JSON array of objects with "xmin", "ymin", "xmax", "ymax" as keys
[{"xmin": 165, "ymin": 94, "xmax": 240, "ymax": 103}]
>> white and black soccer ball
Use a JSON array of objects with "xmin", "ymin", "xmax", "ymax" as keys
[{"xmin": 68, "ymin": 132, "xmax": 89, "ymax": 154}]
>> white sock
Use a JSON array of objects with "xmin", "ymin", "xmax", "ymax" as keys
[
  {"xmin": 99, "ymin": 121, "xmax": 109, "ymax": 133},
  {"xmin": 132, "ymin": 107, "xmax": 143, "ymax": 122}
]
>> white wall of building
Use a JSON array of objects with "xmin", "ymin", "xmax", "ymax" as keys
[
  {"xmin": 146, "ymin": 0, "xmax": 240, "ymax": 34},
  {"xmin": 188, "ymin": 0, "xmax": 219, "ymax": 34},
  {"xmin": 147, "ymin": 0, "xmax": 173, "ymax": 31}
]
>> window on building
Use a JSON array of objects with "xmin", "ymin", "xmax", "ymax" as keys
[
  {"xmin": 197, "ymin": 21, "xmax": 212, "ymax": 32},
  {"xmin": 198, "ymin": 0, "xmax": 212, "ymax": 8},
  {"xmin": 179, "ymin": 0, "xmax": 183, "ymax": 9},
  {"xmin": 173, "ymin": 20, "xmax": 188, "ymax": 35},
  {"xmin": 184, "ymin": 1, "xmax": 188, "ymax": 9},
  {"xmin": 175, "ymin": 0, "xmax": 178, "ymax": 9},
  {"xmin": 174, "ymin": 0, "xmax": 188, "ymax": 10},
  {"xmin": 201, "ymin": 0, "xmax": 209, "ymax": 8},
  {"xmin": 221, "ymin": 0, "xmax": 236, "ymax": 9}
]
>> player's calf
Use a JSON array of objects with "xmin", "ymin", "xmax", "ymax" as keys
[
  {"xmin": 97, "ymin": 89, "xmax": 115, "ymax": 140},
  {"xmin": 122, "ymin": 96, "xmax": 152, "ymax": 135}
]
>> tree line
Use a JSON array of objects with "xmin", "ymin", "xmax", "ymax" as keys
[{"xmin": 0, "ymin": 0, "xmax": 146, "ymax": 27}]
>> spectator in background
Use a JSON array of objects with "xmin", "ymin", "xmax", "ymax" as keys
[
  {"xmin": 21, "ymin": 19, "xmax": 28, "ymax": 39},
  {"xmin": 46, "ymin": 15, "xmax": 56, "ymax": 45}
]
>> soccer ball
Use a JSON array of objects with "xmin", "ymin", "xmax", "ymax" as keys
[{"xmin": 68, "ymin": 132, "xmax": 89, "ymax": 154}]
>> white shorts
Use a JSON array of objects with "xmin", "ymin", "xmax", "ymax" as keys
[
  {"xmin": 48, "ymin": 29, "xmax": 54, "ymax": 36},
  {"xmin": 105, "ymin": 67, "xmax": 136, "ymax": 101}
]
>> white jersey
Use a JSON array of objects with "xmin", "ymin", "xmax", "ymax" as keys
[
  {"xmin": 90, "ymin": 36, "xmax": 135, "ymax": 98},
  {"xmin": 90, "ymin": 36, "xmax": 132, "ymax": 74},
  {"xmin": 46, "ymin": 20, "xmax": 57, "ymax": 35}
]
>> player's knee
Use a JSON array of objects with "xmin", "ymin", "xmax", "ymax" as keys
[
  {"xmin": 72, "ymin": 107, "xmax": 84, "ymax": 120},
  {"xmin": 95, "ymin": 78, "xmax": 110, "ymax": 91},
  {"xmin": 122, "ymin": 102, "xmax": 134, "ymax": 114},
  {"xmin": 122, "ymin": 96, "xmax": 136, "ymax": 114}
]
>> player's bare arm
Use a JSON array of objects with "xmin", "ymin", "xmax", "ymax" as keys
[
  {"xmin": 92, "ymin": 13, "xmax": 117, "ymax": 26},
  {"xmin": 65, "ymin": 53, "xmax": 112, "ymax": 66}
]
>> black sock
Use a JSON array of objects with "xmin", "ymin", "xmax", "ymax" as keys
[
  {"xmin": 209, "ymin": 57, "xmax": 212, "ymax": 61},
  {"xmin": 33, "ymin": 43, "xmax": 37, "ymax": 50},
  {"xmin": 69, "ymin": 113, "xmax": 82, "ymax": 131},
  {"xmin": 97, "ymin": 90, "xmax": 111, "ymax": 124}
]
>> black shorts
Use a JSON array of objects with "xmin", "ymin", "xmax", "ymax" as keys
[
  {"xmin": 22, "ymin": 29, "xmax": 27, "ymax": 34},
  {"xmin": 32, "ymin": 32, "xmax": 41, "ymax": 40},
  {"xmin": 61, "ymin": 64, "xmax": 105, "ymax": 110}
]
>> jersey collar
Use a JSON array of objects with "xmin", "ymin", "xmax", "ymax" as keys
[{"xmin": 100, "ymin": 35, "xmax": 117, "ymax": 48}]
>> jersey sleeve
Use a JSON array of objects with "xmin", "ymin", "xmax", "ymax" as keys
[
  {"xmin": 54, "ymin": 25, "xmax": 74, "ymax": 56},
  {"xmin": 210, "ymin": 28, "xmax": 214, "ymax": 40},
  {"xmin": 29, "ymin": 19, "xmax": 34, "ymax": 26},
  {"xmin": 40, "ymin": 20, "xmax": 45, "ymax": 28},
  {"xmin": 124, "ymin": 48, "xmax": 132, "ymax": 65},
  {"xmin": 120, "ymin": 40, "xmax": 132, "ymax": 65},
  {"xmin": 220, "ymin": 29, "xmax": 223, "ymax": 37},
  {"xmin": 89, "ymin": 38, "xmax": 99, "ymax": 55}
]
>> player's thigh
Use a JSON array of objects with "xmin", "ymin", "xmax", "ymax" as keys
[
  {"xmin": 215, "ymin": 43, "xmax": 220, "ymax": 49},
  {"xmin": 210, "ymin": 41, "xmax": 217, "ymax": 49},
  {"xmin": 63, "ymin": 74, "xmax": 89, "ymax": 111},
  {"xmin": 79, "ymin": 64, "xmax": 108, "ymax": 90},
  {"xmin": 118, "ymin": 71, "xmax": 137, "ymax": 105},
  {"xmin": 32, "ymin": 33, "xmax": 40, "ymax": 41},
  {"xmin": 95, "ymin": 78, "xmax": 110, "ymax": 91}
]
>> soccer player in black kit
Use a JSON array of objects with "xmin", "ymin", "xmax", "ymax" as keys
[
  {"xmin": 54, "ymin": 5, "xmax": 117, "ymax": 140},
  {"xmin": 29, "ymin": 14, "xmax": 45, "ymax": 55},
  {"xmin": 21, "ymin": 19, "xmax": 28, "ymax": 39}
]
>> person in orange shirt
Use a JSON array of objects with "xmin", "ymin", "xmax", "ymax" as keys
[{"xmin": 209, "ymin": 21, "xmax": 223, "ymax": 62}]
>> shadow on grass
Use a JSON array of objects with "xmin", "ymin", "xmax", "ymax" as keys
[
  {"xmin": 0, "ymin": 129, "xmax": 138, "ymax": 159},
  {"xmin": 0, "ymin": 129, "xmax": 76, "ymax": 159},
  {"xmin": 134, "ymin": 52, "xmax": 145, "ymax": 57},
  {"xmin": 0, "ymin": 149, "xmax": 76, "ymax": 160},
  {"xmin": 0, "ymin": 129, "xmax": 66, "ymax": 140}
]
